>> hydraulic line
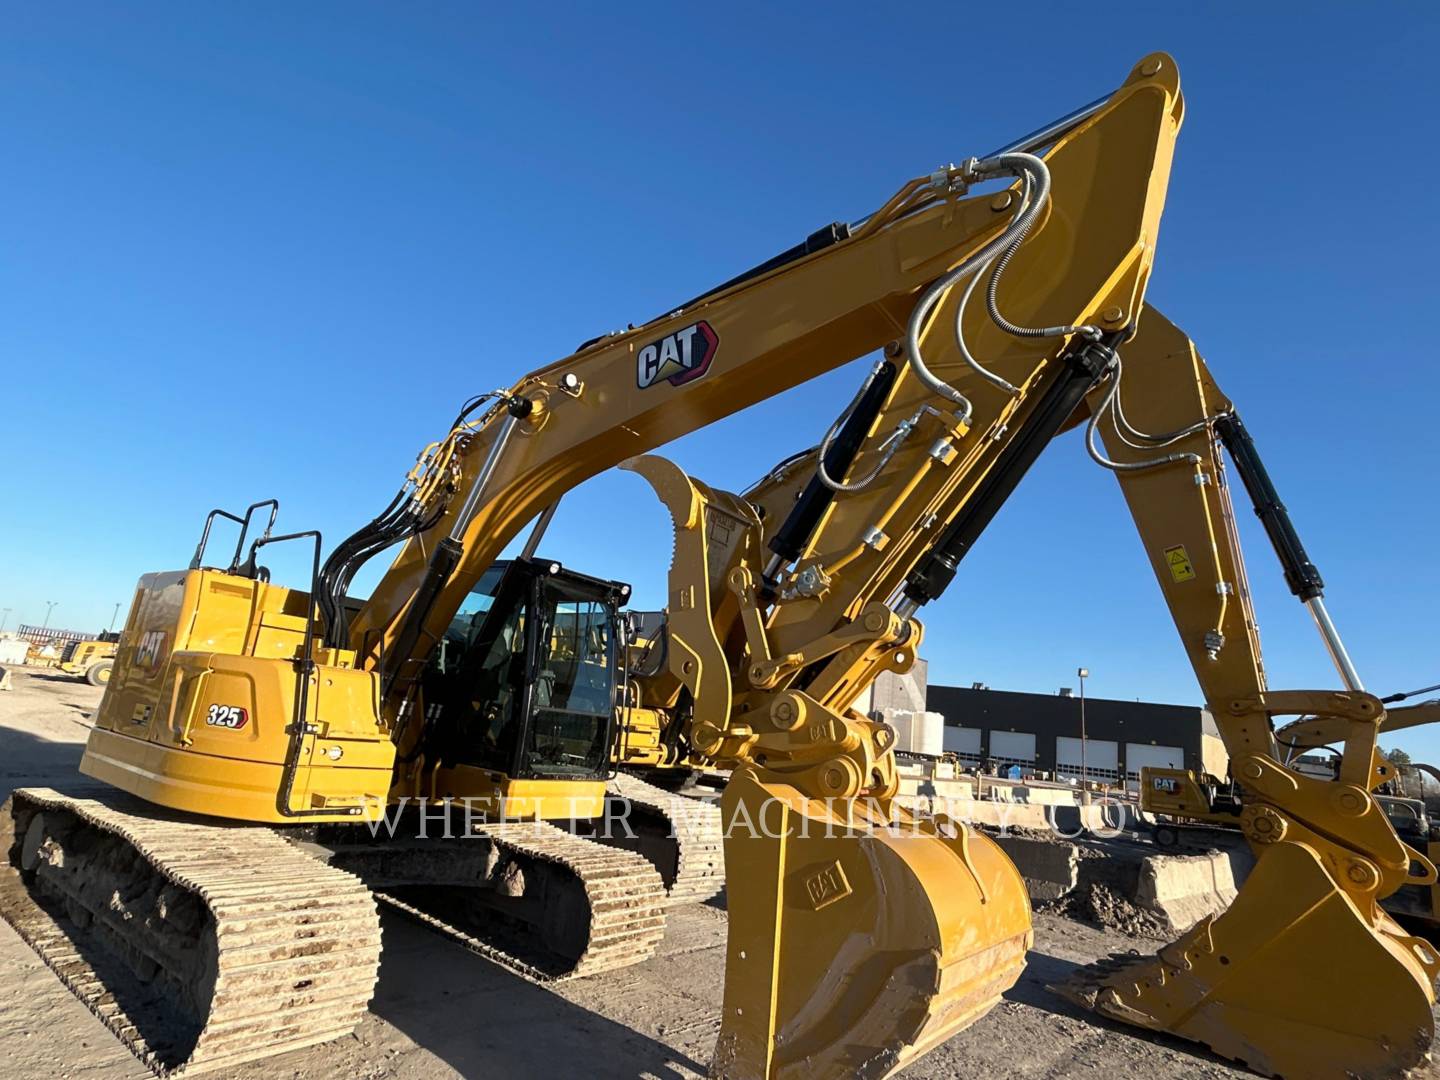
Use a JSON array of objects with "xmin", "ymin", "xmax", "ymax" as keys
[
  {"xmin": 951, "ymin": 253, "xmax": 1021, "ymax": 396},
  {"xmin": 381, "ymin": 399, "xmax": 529, "ymax": 700},
  {"xmin": 813, "ymin": 361, "xmax": 906, "ymax": 493},
  {"xmin": 904, "ymin": 152, "xmax": 1101, "ymax": 424},
  {"xmin": 817, "ymin": 158, "xmax": 1073, "ymax": 505},
  {"xmin": 768, "ymin": 359, "xmax": 898, "ymax": 567},
  {"xmin": 898, "ymin": 333, "xmax": 1121, "ymax": 615},
  {"xmin": 1111, "ymin": 373, "xmax": 1211, "ymax": 448},
  {"xmin": 318, "ymin": 390, "xmax": 511, "ymax": 650},
  {"xmin": 1084, "ymin": 357, "xmax": 1203, "ymax": 473}
]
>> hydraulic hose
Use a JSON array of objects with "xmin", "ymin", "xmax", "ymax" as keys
[
  {"xmin": 1109, "ymin": 368, "xmax": 1211, "ymax": 448},
  {"xmin": 899, "ymin": 333, "xmax": 1121, "ymax": 610},
  {"xmin": 981, "ymin": 157, "xmax": 1098, "ymax": 342},
  {"xmin": 1084, "ymin": 357, "xmax": 1203, "ymax": 473},
  {"xmin": 904, "ymin": 152, "xmax": 1101, "ymax": 421},
  {"xmin": 770, "ymin": 359, "xmax": 898, "ymax": 560}
]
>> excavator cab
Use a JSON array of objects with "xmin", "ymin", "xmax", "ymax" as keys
[{"xmin": 414, "ymin": 558, "xmax": 632, "ymax": 818}]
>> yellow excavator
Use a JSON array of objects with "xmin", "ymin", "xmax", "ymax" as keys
[{"xmin": 1, "ymin": 52, "xmax": 1432, "ymax": 1080}]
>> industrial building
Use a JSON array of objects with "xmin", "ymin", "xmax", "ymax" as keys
[
  {"xmin": 857, "ymin": 662, "xmax": 1229, "ymax": 787},
  {"xmin": 930, "ymin": 683, "xmax": 1227, "ymax": 786}
]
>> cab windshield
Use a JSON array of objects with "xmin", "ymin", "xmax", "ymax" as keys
[
  {"xmin": 523, "ymin": 578, "xmax": 615, "ymax": 777},
  {"xmin": 425, "ymin": 562, "xmax": 619, "ymax": 781}
]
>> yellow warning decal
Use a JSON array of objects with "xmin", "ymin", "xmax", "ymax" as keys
[{"xmin": 1164, "ymin": 545, "xmax": 1196, "ymax": 583}]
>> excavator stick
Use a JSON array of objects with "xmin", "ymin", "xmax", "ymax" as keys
[
  {"xmin": 1057, "ymin": 837, "xmax": 1438, "ymax": 1077},
  {"xmin": 713, "ymin": 768, "xmax": 1030, "ymax": 1079},
  {"xmin": 1055, "ymin": 305, "xmax": 1440, "ymax": 1076}
]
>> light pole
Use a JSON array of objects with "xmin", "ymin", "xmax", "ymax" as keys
[
  {"xmin": 42, "ymin": 601, "xmax": 58, "ymax": 633},
  {"xmin": 1077, "ymin": 667, "xmax": 1089, "ymax": 788},
  {"xmin": 107, "ymin": 602, "xmax": 121, "ymax": 634},
  {"xmin": 0, "ymin": 608, "xmax": 10, "ymax": 635}
]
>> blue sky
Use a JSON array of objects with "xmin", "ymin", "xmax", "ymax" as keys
[{"xmin": 3, "ymin": 4, "xmax": 1437, "ymax": 757}]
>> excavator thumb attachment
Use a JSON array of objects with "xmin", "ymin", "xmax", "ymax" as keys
[
  {"xmin": 1055, "ymin": 838, "xmax": 1439, "ymax": 1078},
  {"xmin": 712, "ymin": 768, "xmax": 1031, "ymax": 1079}
]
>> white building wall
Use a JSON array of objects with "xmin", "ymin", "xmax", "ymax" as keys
[{"xmin": 944, "ymin": 726, "xmax": 982, "ymax": 759}]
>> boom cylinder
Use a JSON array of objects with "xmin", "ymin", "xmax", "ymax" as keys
[{"xmin": 899, "ymin": 334, "xmax": 1119, "ymax": 611}]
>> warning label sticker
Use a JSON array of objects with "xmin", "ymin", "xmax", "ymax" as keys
[{"xmin": 1164, "ymin": 545, "xmax": 1196, "ymax": 583}]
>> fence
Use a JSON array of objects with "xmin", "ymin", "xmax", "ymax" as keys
[
  {"xmin": 1060, "ymin": 763, "xmax": 1125, "ymax": 783},
  {"xmin": 15, "ymin": 625, "xmax": 91, "ymax": 646}
]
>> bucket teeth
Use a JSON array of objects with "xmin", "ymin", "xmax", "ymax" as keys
[{"xmin": 1051, "ymin": 840, "xmax": 1437, "ymax": 1079}]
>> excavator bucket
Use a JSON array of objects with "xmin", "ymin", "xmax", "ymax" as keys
[
  {"xmin": 712, "ymin": 768, "xmax": 1031, "ymax": 1079},
  {"xmin": 1056, "ymin": 838, "xmax": 1439, "ymax": 1078}
]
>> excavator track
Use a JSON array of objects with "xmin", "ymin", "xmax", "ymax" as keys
[
  {"xmin": 370, "ymin": 819, "xmax": 667, "ymax": 981},
  {"xmin": 602, "ymin": 771, "xmax": 725, "ymax": 905},
  {"xmin": 0, "ymin": 787, "xmax": 381, "ymax": 1077}
]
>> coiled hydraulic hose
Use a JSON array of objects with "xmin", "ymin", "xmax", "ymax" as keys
[{"xmin": 981, "ymin": 157, "xmax": 1101, "ymax": 342}]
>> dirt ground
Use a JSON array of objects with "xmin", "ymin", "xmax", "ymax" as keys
[{"xmin": 0, "ymin": 667, "xmax": 1431, "ymax": 1079}]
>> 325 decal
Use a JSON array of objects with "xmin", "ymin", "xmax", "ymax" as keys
[{"xmin": 205, "ymin": 704, "xmax": 249, "ymax": 730}]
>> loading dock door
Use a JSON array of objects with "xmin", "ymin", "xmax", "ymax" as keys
[
  {"xmin": 989, "ymin": 730, "xmax": 1036, "ymax": 766},
  {"xmin": 944, "ymin": 726, "xmax": 982, "ymax": 763},
  {"xmin": 1056, "ymin": 737, "xmax": 1120, "ymax": 782},
  {"xmin": 1126, "ymin": 742, "xmax": 1185, "ymax": 788}
]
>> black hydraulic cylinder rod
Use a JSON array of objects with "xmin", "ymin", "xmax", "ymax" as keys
[
  {"xmin": 768, "ymin": 359, "xmax": 899, "ymax": 565},
  {"xmin": 665, "ymin": 223, "xmax": 851, "ymax": 321},
  {"xmin": 381, "ymin": 536, "xmax": 463, "ymax": 702},
  {"xmin": 1213, "ymin": 412, "xmax": 1324, "ymax": 602},
  {"xmin": 578, "ymin": 224, "xmax": 855, "ymax": 352},
  {"xmin": 902, "ymin": 334, "xmax": 1120, "ymax": 607}
]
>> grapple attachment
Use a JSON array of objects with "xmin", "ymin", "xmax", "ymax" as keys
[
  {"xmin": 713, "ymin": 768, "xmax": 1031, "ymax": 1079},
  {"xmin": 1056, "ymin": 837, "xmax": 1439, "ymax": 1078}
]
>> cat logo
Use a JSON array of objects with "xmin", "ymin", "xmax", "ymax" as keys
[
  {"xmin": 1151, "ymin": 776, "xmax": 1183, "ymax": 794},
  {"xmin": 134, "ymin": 630, "xmax": 169, "ymax": 675},
  {"xmin": 636, "ymin": 321, "xmax": 718, "ymax": 389}
]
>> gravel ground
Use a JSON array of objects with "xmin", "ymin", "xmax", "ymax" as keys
[{"xmin": 0, "ymin": 666, "xmax": 1433, "ymax": 1079}]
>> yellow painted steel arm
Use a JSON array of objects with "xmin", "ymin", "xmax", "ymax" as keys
[
  {"xmin": 345, "ymin": 54, "xmax": 1184, "ymax": 710},
  {"xmin": 1381, "ymin": 699, "xmax": 1440, "ymax": 736},
  {"xmin": 1057, "ymin": 304, "xmax": 1440, "ymax": 1079}
]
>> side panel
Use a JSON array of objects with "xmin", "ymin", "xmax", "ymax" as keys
[{"xmin": 82, "ymin": 569, "xmax": 394, "ymax": 823}]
